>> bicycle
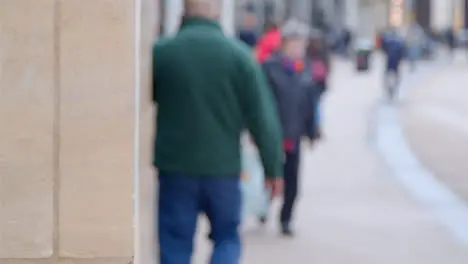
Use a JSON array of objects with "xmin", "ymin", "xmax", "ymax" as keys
[{"xmin": 384, "ymin": 69, "xmax": 400, "ymax": 101}]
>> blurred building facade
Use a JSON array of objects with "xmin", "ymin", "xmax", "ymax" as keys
[
  {"xmin": 234, "ymin": 0, "xmax": 387, "ymax": 40},
  {"xmin": 235, "ymin": 0, "xmax": 467, "ymax": 40},
  {"xmin": 400, "ymin": 0, "xmax": 464, "ymax": 31}
]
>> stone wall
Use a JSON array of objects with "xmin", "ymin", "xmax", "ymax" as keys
[
  {"xmin": 0, "ymin": 0, "xmax": 158, "ymax": 263},
  {"xmin": 0, "ymin": 0, "xmax": 55, "ymax": 258},
  {"xmin": 1, "ymin": 0, "xmax": 239, "ymax": 262}
]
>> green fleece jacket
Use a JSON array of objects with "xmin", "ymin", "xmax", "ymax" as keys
[{"xmin": 152, "ymin": 17, "xmax": 282, "ymax": 177}]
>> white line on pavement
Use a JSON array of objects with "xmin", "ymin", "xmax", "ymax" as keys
[{"xmin": 375, "ymin": 65, "xmax": 468, "ymax": 248}]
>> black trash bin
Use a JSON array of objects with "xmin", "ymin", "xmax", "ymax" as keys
[
  {"xmin": 354, "ymin": 39, "xmax": 373, "ymax": 72},
  {"xmin": 356, "ymin": 49, "xmax": 371, "ymax": 71}
]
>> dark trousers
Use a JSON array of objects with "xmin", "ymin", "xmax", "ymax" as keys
[
  {"xmin": 158, "ymin": 171, "xmax": 241, "ymax": 264},
  {"xmin": 280, "ymin": 150, "xmax": 301, "ymax": 224}
]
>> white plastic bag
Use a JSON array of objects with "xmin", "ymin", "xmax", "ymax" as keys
[{"xmin": 241, "ymin": 142, "xmax": 270, "ymax": 218}]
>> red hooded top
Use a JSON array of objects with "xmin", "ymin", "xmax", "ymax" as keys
[{"xmin": 254, "ymin": 27, "xmax": 281, "ymax": 63}]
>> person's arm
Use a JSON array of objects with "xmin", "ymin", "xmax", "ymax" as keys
[
  {"xmin": 152, "ymin": 44, "xmax": 158, "ymax": 103},
  {"xmin": 152, "ymin": 37, "xmax": 171, "ymax": 103},
  {"xmin": 235, "ymin": 50, "xmax": 283, "ymax": 179},
  {"xmin": 305, "ymin": 83, "xmax": 319, "ymax": 141},
  {"xmin": 261, "ymin": 61, "xmax": 280, "ymax": 102}
]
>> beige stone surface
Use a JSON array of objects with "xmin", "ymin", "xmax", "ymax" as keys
[
  {"xmin": 0, "ymin": 0, "xmax": 161, "ymax": 261},
  {"xmin": 57, "ymin": 0, "xmax": 135, "ymax": 258},
  {"xmin": 0, "ymin": 0, "xmax": 55, "ymax": 258},
  {"xmin": 0, "ymin": 257, "xmax": 132, "ymax": 264}
]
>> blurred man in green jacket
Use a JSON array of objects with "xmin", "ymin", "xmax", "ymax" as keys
[{"xmin": 152, "ymin": 0, "xmax": 283, "ymax": 263}]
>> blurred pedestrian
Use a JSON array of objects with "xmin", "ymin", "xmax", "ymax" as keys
[
  {"xmin": 261, "ymin": 19, "xmax": 319, "ymax": 236},
  {"xmin": 255, "ymin": 21, "xmax": 281, "ymax": 63},
  {"xmin": 382, "ymin": 29, "xmax": 405, "ymax": 99},
  {"xmin": 152, "ymin": 0, "xmax": 284, "ymax": 263},
  {"xmin": 307, "ymin": 28, "xmax": 330, "ymax": 139},
  {"xmin": 376, "ymin": 30, "xmax": 383, "ymax": 50},
  {"xmin": 446, "ymin": 27, "xmax": 456, "ymax": 59},
  {"xmin": 238, "ymin": 12, "xmax": 258, "ymax": 48},
  {"xmin": 343, "ymin": 28, "xmax": 352, "ymax": 57}
]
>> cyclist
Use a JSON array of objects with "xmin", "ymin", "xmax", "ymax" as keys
[{"xmin": 382, "ymin": 29, "xmax": 405, "ymax": 100}]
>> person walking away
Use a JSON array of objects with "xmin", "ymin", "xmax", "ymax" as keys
[
  {"xmin": 152, "ymin": 0, "xmax": 284, "ymax": 263},
  {"xmin": 446, "ymin": 27, "xmax": 456, "ymax": 59},
  {"xmin": 307, "ymin": 29, "xmax": 330, "ymax": 139},
  {"xmin": 238, "ymin": 12, "xmax": 258, "ymax": 48},
  {"xmin": 382, "ymin": 30, "xmax": 405, "ymax": 99},
  {"xmin": 338, "ymin": 28, "xmax": 352, "ymax": 57},
  {"xmin": 261, "ymin": 19, "xmax": 319, "ymax": 236},
  {"xmin": 255, "ymin": 22, "xmax": 282, "ymax": 63}
]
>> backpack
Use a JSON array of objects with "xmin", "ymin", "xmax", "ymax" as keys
[{"xmin": 311, "ymin": 59, "xmax": 328, "ymax": 82}]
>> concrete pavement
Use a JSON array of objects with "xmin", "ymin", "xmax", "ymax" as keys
[
  {"xmin": 402, "ymin": 53, "xmax": 468, "ymax": 202},
  {"xmin": 189, "ymin": 57, "xmax": 468, "ymax": 263}
]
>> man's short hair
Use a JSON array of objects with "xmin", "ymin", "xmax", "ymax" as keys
[{"xmin": 184, "ymin": 0, "xmax": 221, "ymax": 17}]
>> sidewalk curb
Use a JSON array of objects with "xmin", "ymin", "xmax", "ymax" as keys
[{"xmin": 373, "ymin": 61, "xmax": 468, "ymax": 248}]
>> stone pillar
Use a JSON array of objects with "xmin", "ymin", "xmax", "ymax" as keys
[
  {"xmin": 163, "ymin": 0, "xmax": 183, "ymax": 35},
  {"xmin": 0, "ymin": 0, "xmax": 55, "ymax": 258},
  {"xmin": 355, "ymin": 0, "xmax": 380, "ymax": 41},
  {"xmin": 288, "ymin": 0, "xmax": 312, "ymax": 24},
  {"xmin": 345, "ymin": 0, "xmax": 359, "ymax": 31},
  {"xmin": 0, "ymin": 0, "xmax": 155, "ymax": 262},
  {"xmin": 334, "ymin": 0, "xmax": 346, "ymax": 30},
  {"xmin": 373, "ymin": 0, "xmax": 389, "ymax": 31},
  {"xmin": 431, "ymin": 0, "xmax": 452, "ymax": 31},
  {"xmin": 221, "ymin": 0, "xmax": 236, "ymax": 35}
]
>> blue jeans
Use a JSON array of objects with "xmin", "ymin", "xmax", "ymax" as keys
[
  {"xmin": 158, "ymin": 171, "xmax": 241, "ymax": 264},
  {"xmin": 312, "ymin": 93, "xmax": 322, "ymax": 129},
  {"xmin": 315, "ymin": 102, "xmax": 321, "ymax": 127}
]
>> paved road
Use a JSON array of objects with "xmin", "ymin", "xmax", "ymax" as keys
[
  {"xmin": 403, "ymin": 53, "xmax": 468, "ymax": 202},
  {"xmin": 189, "ymin": 57, "xmax": 468, "ymax": 263}
]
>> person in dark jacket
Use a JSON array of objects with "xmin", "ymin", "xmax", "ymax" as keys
[
  {"xmin": 382, "ymin": 30, "xmax": 405, "ymax": 98},
  {"xmin": 446, "ymin": 27, "xmax": 455, "ymax": 58},
  {"xmin": 343, "ymin": 28, "xmax": 352, "ymax": 57},
  {"xmin": 238, "ymin": 12, "xmax": 258, "ymax": 47},
  {"xmin": 261, "ymin": 19, "xmax": 318, "ymax": 236},
  {"xmin": 152, "ymin": 0, "xmax": 283, "ymax": 263}
]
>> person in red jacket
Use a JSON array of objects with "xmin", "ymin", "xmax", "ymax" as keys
[{"xmin": 255, "ymin": 23, "xmax": 281, "ymax": 63}]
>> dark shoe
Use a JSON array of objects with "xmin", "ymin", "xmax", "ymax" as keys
[
  {"xmin": 281, "ymin": 223, "xmax": 294, "ymax": 237},
  {"xmin": 259, "ymin": 216, "xmax": 268, "ymax": 225}
]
